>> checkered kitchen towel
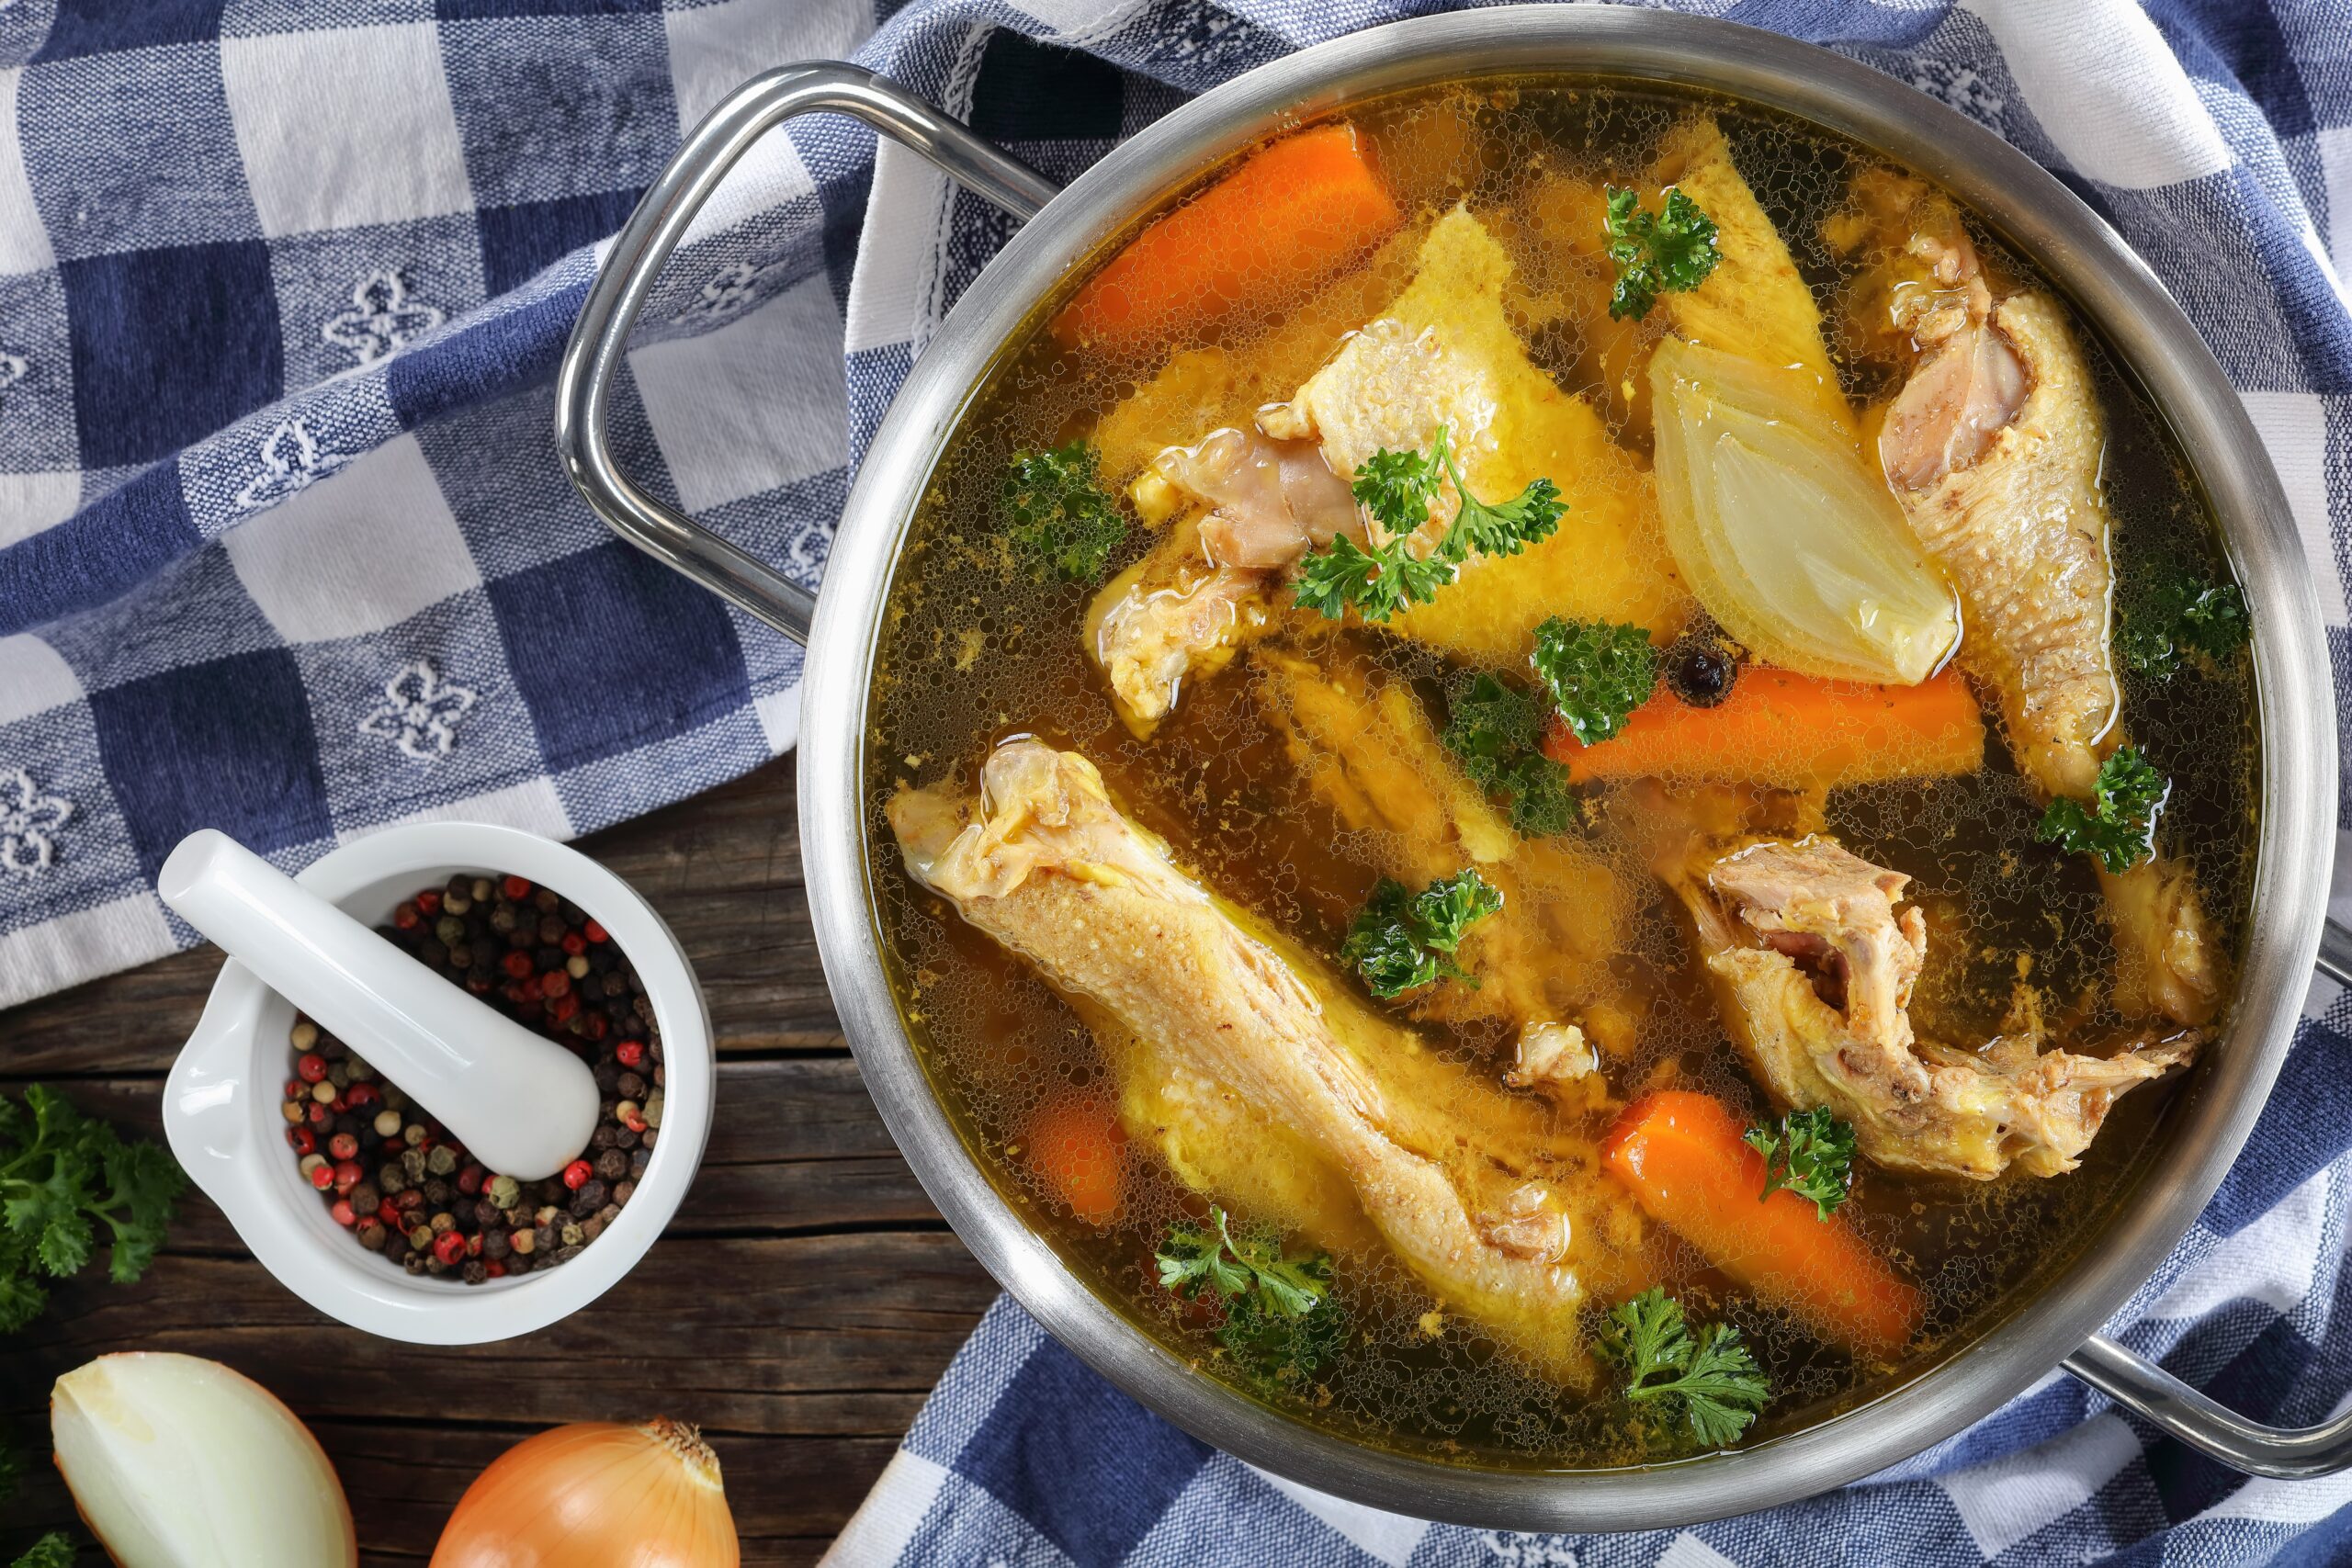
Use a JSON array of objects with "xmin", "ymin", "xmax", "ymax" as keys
[{"xmin": 6, "ymin": 0, "xmax": 2352, "ymax": 1561}]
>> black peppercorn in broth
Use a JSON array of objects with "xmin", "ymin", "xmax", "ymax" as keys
[{"xmin": 863, "ymin": 80, "xmax": 2260, "ymax": 1466}]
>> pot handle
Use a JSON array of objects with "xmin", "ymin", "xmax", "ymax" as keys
[
  {"xmin": 554, "ymin": 62, "xmax": 1058, "ymax": 643},
  {"xmin": 2059, "ymin": 914, "xmax": 2352, "ymax": 1477}
]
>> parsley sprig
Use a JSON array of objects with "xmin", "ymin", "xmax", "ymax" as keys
[
  {"xmin": 1001, "ymin": 441, "xmax": 1127, "ymax": 583},
  {"xmin": 1157, "ymin": 1206, "xmax": 1343, "ymax": 1392},
  {"xmin": 1595, "ymin": 1287, "xmax": 1770, "ymax": 1448},
  {"xmin": 10, "ymin": 1535, "xmax": 73, "ymax": 1568},
  {"xmin": 1745, "ymin": 1108, "xmax": 1858, "ymax": 1222},
  {"xmin": 2035, "ymin": 747, "xmax": 2169, "ymax": 874},
  {"xmin": 1294, "ymin": 424, "xmax": 1566, "ymax": 624},
  {"xmin": 1531, "ymin": 616, "xmax": 1657, "ymax": 747},
  {"xmin": 0, "ymin": 1086, "xmax": 185, "ymax": 1335},
  {"xmin": 2118, "ymin": 565, "xmax": 2249, "ymax": 681},
  {"xmin": 1603, "ymin": 186, "xmax": 1723, "ymax": 321},
  {"xmin": 1442, "ymin": 672, "xmax": 1578, "ymax": 837},
  {"xmin": 1340, "ymin": 870, "xmax": 1503, "ymax": 1000}
]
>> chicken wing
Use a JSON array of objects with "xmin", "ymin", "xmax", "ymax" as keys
[
  {"xmin": 889, "ymin": 739, "xmax": 1643, "ymax": 1379},
  {"xmin": 1845, "ymin": 175, "xmax": 2224, "ymax": 1026},
  {"xmin": 1669, "ymin": 833, "xmax": 2195, "ymax": 1179}
]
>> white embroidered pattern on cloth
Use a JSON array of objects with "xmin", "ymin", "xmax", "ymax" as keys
[
  {"xmin": 233, "ymin": 418, "xmax": 347, "ymax": 512},
  {"xmin": 0, "ymin": 765, "xmax": 72, "ymax": 875},
  {"xmin": 357, "ymin": 660, "xmax": 478, "ymax": 761},
  {"xmin": 322, "ymin": 268, "xmax": 445, "ymax": 366},
  {"xmin": 672, "ymin": 258, "xmax": 793, "ymax": 325}
]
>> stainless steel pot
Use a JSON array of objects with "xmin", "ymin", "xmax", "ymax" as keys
[{"xmin": 556, "ymin": 6, "xmax": 2348, "ymax": 1527}]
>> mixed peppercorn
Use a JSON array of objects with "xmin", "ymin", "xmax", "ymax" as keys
[{"xmin": 281, "ymin": 873, "xmax": 662, "ymax": 1285}]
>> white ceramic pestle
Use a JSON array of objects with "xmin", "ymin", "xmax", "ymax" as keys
[{"xmin": 158, "ymin": 829, "xmax": 602, "ymax": 1181}]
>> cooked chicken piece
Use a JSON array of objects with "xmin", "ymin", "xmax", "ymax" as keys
[
  {"xmin": 1252, "ymin": 647, "xmax": 1622, "ymax": 1038},
  {"xmin": 1148, "ymin": 425, "xmax": 1362, "ymax": 570},
  {"xmin": 1508, "ymin": 1021, "xmax": 1596, "ymax": 1089},
  {"xmin": 1086, "ymin": 514, "xmax": 1273, "ymax": 735},
  {"xmin": 1261, "ymin": 207, "xmax": 1690, "ymax": 657},
  {"xmin": 890, "ymin": 739, "xmax": 1642, "ymax": 1378},
  {"xmin": 1848, "ymin": 175, "xmax": 2223, "ymax": 1027},
  {"xmin": 1509, "ymin": 117, "xmax": 1849, "ymax": 447},
  {"xmin": 1669, "ymin": 833, "xmax": 2196, "ymax": 1179},
  {"xmin": 1650, "ymin": 118, "xmax": 1849, "ymax": 424},
  {"xmin": 1091, "ymin": 223, "xmax": 1431, "ymax": 487}
]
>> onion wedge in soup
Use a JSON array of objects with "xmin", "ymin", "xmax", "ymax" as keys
[{"xmin": 1650, "ymin": 336, "xmax": 1960, "ymax": 684}]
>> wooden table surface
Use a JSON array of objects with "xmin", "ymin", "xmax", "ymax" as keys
[{"xmin": 0, "ymin": 756, "xmax": 997, "ymax": 1564}]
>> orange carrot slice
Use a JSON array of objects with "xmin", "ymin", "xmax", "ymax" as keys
[
  {"xmin": 1050, "ymin": 123, "xmax": 1401, "ymax": 354},
  {"xmin": 1601, "ymin": 1089, "xmax": 1923, "ymax": 1356},
  {"xmin": 1551, "ymin": 666, "xmax": 1984, "ymax": 790},
  {"xmin": 1024, "ymin": 1097, "xmax": 1126, "ymax": 1227}
]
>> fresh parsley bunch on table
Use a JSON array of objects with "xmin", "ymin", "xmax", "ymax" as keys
[{"xmin": 0, "ymin": 1085, "xmax": 186, "ymax": 1334}]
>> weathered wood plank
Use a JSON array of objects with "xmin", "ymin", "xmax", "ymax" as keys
[
  {"xmin": 0, "ymin": 754, "xmax": 1001, "ymax": 1564},
  {"xmin": 2, "ymin": 756, "xmax": 840, "ymax": 1075},
  {"xmin": 6, "ymin": 1421, "xmax": 902, "ymax": 1565}
]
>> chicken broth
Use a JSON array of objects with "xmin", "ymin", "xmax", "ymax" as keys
[{"xmin": 865, "ymin": 81, "xmax": 2258, "ymax": 1468}]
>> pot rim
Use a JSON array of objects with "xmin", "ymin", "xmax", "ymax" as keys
[{"xmin": 799, "ymin": 6, "xmax": 2335, "ymax": 1529}]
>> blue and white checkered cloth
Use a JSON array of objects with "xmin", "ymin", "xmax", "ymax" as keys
[{"xmin": 6, "ymin": 0, "xmax": 2352, "ymax": 1561}]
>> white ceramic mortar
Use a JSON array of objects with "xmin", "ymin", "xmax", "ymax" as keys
[{"xmin": 162, "ymin": 822, "xmax": 713, "ymax": 1344}]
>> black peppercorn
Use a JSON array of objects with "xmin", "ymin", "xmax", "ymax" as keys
[
  {"xmin": 1663, "ymin": 631, "xmax": 1741, "ymax": 708},
  {"xmin": 482, "ymin": 1228, "xmax": 511, "ymax": 1259},
  {"xmin": 594, "ymin": 1148, "xmax": 628, "ymax": 1181},
  {"xmin": 462, "ymin": 1260, "xmax": 489, "ymax": 1286},
  {"xmin": 616, "ymin": 1071, "xmax": 647, "ymax": 1101}
]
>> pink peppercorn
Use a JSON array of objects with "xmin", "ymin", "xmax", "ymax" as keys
[
  {"xmin": 329, "ymin": 1200, "xmax": 356, "ymax": 1227},
  {"xmin": 333, "ymin": 1159, "xmax": 364, "ymax": 1193},
  {"xmin": 345, "ymin": 1082, "xmax": 379, "ymax": 1108},
  {"xmin": 457, "ymin": 1165, "xmax": 484, "ymax": 1197},
  {"xmin": 433, "ymin": 1231, "xmax": 468, "ymax": 1266},
  {"xmin": 296, "ymin": 1053, "xmax": 328, "ymax": 1083},
  {"xmin": 291, "ymin": 1127, "xmax": 318, "ymax": 1156},
  {"xmin": 561, "ymin": 1159, "xmax": 593, "ymax": 1190},
  {"xmin": 307, "ymin": 1103, "xmax": 333, "ymax": 1127},
  {"xmin": 329, "ymin": 1133, "xmax": 358, "ymax": 1161},
  {"xmin": 308, "ymin": 1164, "xmax": 335, "ymax": 1191},
  {"xmin": 377, "ymin": 1199, "xmax": 402, "ymax": 1226},
  {"xmin": 616, "ymin": 1041, "xmax": 645, "ymax": 1069}
]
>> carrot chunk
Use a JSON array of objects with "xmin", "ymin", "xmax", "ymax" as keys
[
  {"xmin": 1600, "ymin": 1090, "xmax": 1923, "ymax": 1356},
  {"xmin": 1550, "ymin": 665, "xmax": 1984, "ymax": 790},
  {"xmin": 1051, "ymin": 123, "xmax": 1401, "ymax": 354},
  {"xmin": 1024, "ymin": 1097, "xmax": 1126, "ymax": 1227}
]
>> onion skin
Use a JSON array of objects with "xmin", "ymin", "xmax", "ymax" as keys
[
  {"xmin": 51, "ymin": 1352, "xmax": 356, "ymax": 1568},
  {"xmin": 430, "ymin": 1418, "xmax": 740, "ymax": 1568}
]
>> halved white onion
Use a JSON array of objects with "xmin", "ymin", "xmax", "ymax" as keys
[
  {"xmin": 51, "ymin": 1352, "xmax": 357, "ymax": 1568},
  {"xmin": 1650, "ymin": 336, "xmax": 1961, "ymax": 684}
]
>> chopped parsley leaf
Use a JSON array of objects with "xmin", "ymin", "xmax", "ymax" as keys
[
  {"xmin": 1001, "ymin": 441, "xmax": 1127, "ymax": 583},
  {"xmin": 2035, "ymin": 747, "xmax": 2168, "ymax": 874},
  {"xmin": 2118, "ymin": 565, "xmax": 2249, "ymax": 681},
  {"xmin": 1603, "ymin": 186, "xmax": 1723, "ymax": 321},
  {"xmin": 1340, "ymin": 869, "xmax": 1503, "ymax": 1000},
  {"xmin": 1595, "ymin": 1286, "xmax": 1770, "ymax": 1448},
  {"xmin": 1442, "ymin": 671, "xmax": 1579, "ymax": 837},
  {"xmin": 1294, "ymin": 424, "xmax": 1566, "ymax": 624},
  {"xmin": 1530, "ymin": 616, "xmax": 1657, "ymax": 747},
  {"xmin": 1744, "ymin": 1107, "xmax": 1858, "ymax": 1222},
  {"xmin": 1157, "ymin": 1206, "xmax": 1342, "ymax": 1391}
]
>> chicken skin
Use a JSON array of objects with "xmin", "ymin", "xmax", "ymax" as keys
[
  {"xmin": 1842, "ymin": 173, "xmax": 2224, "ymax": 1027},
  {"xmin": 889, "ymin": 739, "xmax": 1644, "ymax": 1380},
  {"xmin": 1669, "ymin": 833, "xmax": 2195, "ymax": 1179}
]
